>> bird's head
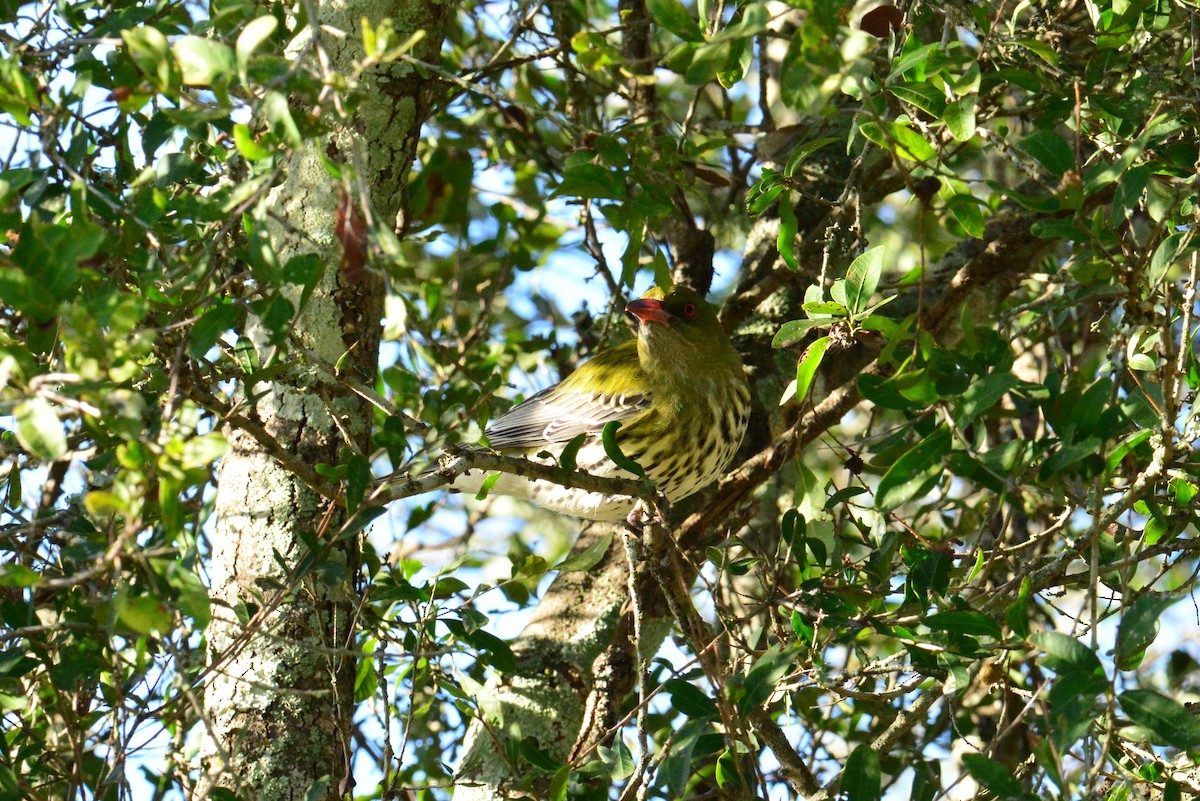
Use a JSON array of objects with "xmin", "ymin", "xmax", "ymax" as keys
[{"xmin": 625, "ymin": 285, "xmax": 740, "ymax": 379}]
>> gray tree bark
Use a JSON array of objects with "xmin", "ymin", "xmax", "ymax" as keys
[
  {"xmin": 452, "ymin": 523, "xmax": 664, "ymax": 801},
  {"xmin": 199, "ymin": 2, "xmax": 453, "ymax": 798}
]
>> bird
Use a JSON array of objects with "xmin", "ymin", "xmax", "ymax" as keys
[{"xmin": 448, "ymin": 285, "xmax": 751, "ymax": 521}]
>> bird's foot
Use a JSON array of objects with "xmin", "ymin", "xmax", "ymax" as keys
[
  {"xmin": 626, "ymin": 495, "xmax": 671, "ymax": 529},
  {"xmin": 625, "ymin": 500, "xmax": 660, "ymax": 529}
]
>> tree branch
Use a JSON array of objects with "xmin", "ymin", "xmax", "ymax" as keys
[{"xmin": 372, "ymin": 446, "xmax": 658, "ymax": 507}]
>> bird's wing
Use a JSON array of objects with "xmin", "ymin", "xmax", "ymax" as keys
[{"xmin": 485, "ymin": 384, "xmax": 650, "ymax": 449}]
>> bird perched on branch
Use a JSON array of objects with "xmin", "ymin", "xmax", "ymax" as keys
[{"xmin": 449, "ymin": 285, "xmax": 751, "ymax": 521}]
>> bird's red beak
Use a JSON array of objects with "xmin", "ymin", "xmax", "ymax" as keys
[{"xmin": 626, "ymin": 297, "xmax": 671, "ymax": 325}]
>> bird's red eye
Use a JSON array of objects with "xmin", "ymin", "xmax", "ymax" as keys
[{"xmin": 683, "ymin": 303, "xmax": 697, "ymax": 319}]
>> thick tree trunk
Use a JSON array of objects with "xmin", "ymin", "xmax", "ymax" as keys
[{"xmin": 199, "ymin": 2, "xmax": 453, "ymax": 798}]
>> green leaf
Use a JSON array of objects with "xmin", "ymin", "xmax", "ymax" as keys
[
  {"xmin": 554, "ymin": 532, "xmax": 613, "ymax": 573},
  {"xmin": 962, "ymin": 753, "xmax": 1024, "ymax": 799},
  {"xmin": 665, "ymin": 679, "xmax": 718, "ymax": 719},
  {"xmin": 830, "ymin": 281, "xmax": 847, "ymax": 307},
  {"xmin": 345, "ymin": 453, "xmax": 371, "ymax": 513},
  {"xmin": 1030, "ymin": 217, "xmax": 1085, "ymax": 240},
  {"xmin": 954, "ymin": 61, "xmax": 982, "ymax": 94},
  {"xmin": 602, "ymin": 421, "xmax": 646, "ymax": 479},
  {"xmin": 660, "ymin": 721, "xmax": 705, "ymax": 796},
  {"xmin": 122, "ymin": 26, "xmax": 175, "ymax": 91},
  {"xmin": 1038, "ymin": 437, "xmax": 1101, "ymax": 480},
  {"xmin": 1118, "ymin": 689, "xmax": 1200, "ymax": 749},
  {"xmin": 14, "ymin": 397, "xmax": 67, "ymax": 460},
  {"xmin": 284, "ymin": 254, "xmax": 325, "ymax": 312},
  {"xmin": 168, "ymin": 564, "xmax": 212, "ymax": 627},
  {"xmin": 736, "ymin": 645, "xmax": 794, "ymax": 715},
  {"xmin": 944, "ymin": 97, "xmax": 977, "ymax": 142},
  {"xmin": 189, "ymin": 303, "xmax": 243, "ymax": 359},
  {"xmin": 474, "ymin": 472, "xmax": 501, "ymax": 500},
  {"xmin": 1127, "ymin": 352, "xmax": 1156, "ymax": 371},
  {"xmin": 173, "ymin": 36, "xmax": 236, "ymax": 87},
  {"xmin": 685, "ymin": 40, "xmax": 732, "ymax": 85},
  {"xmin": 547, "ymin": 767, "xmax": 569, "ymax": 801},
  {"xmin": 718, "ymin": 42, "xmax": 749, "ymax": 90},
  {"xmin": 1016, "ymin": 129, "xmax": 1074, "ymax": 177},
  {"xmin": 887, "ymin": 40, "xmax": 937, "ymax": 80},
  {"xmin": 859, "ymin": 120, "xmax": 937, "ymax": 163},
  {"xmin": 0, "ymin": 564, "xmax": 41, "ymax": 588},
  {"xmin": 945, "ymin": 191, "xmax": 985, "ymax": 238},
  {"xmin": 180, "ymin": 432, "xmax": 229, "ymax": 469},
  {"xmin": 844, "ymin": 246, "xmax": 884, "ymax": 314},
  {"xmin": 252, "ymin": 293, "xmax": 295, "ymax": 344},
  {"xmin": 956, "ymin": 372, "xmax": 1018, "ymax": 425},
  {"xmin": 263, "ymin": 90, "xmax": 302, "ymax": 147},
  {"xmin": 1011, "ymin": 36, "xmax": 1059, "ymax": 66},
  {"xmin": 551, "ymin": 163, "xmax": 625, "ymax": 200},
  {"xmin": 772, "ymin": 318, "xmax": 825, "ymax": 348},
  {"xmin": 519, "ymin": 736, "xmax": 562, "ymax": 772},
  {"xmin": 715, "ymin": 748, "xmax": 740, "ymax": 790},
  {"xmin": 647, "ymin": 0, "xmax": 704, "ymax": 41},
  {"xmin": 875, "ymin": 425, "xmax": 952, "ymax": 512},
  {"xmin": 909, "ymin": 761, "xmax": 940, "ymax": 801},
  {"xmin": 777, "ymin": 191, "xmax": 798, "ymax": 269},
  {"xmin": 708, "ymin": 2, "xmax": 767, "ymax": 42},
  {"xmin": 1082, "ymin": 137, "xmax": 1146, "ymax": 196},
  {"xmin": 825, "ymin": 485, "xmax": 867, "ymax": 509},
  {"xmin": 232, "ymin": 123, "xmax": 272, "ymax": 161},
  {"xmin": 1116, "ymin": 593, "xmax": 1181, "ymax": 671},
  {"xmin": 842, "ymin": 745, "xmax": 881, "ymax": 801},
  {"xmin": 802, "ymin": 301, "xmax": 849, "ymax": 318},
  {"xmin": 787, "ymin": 335, "xmax": 830, "ymax": 406},
  {"xmin": 236, "ymin": 15, "xmax": 278, "ymax": 79},
  {"xmin": 924, "ymin": 610, "xmax": 1002, "ymax": 639},
  {"xmin": 1112, "ymin": 163, "xmax": 1150, "ymax": 223},
  {"xmin": 116, "ymin": 586, "xmax": 171, "ymax": 635},
  {"xmin": 468, "ymin": 629, "xmax": 517, "ymax": 673},
  {"xmin": 1148, "ymin": 231, "xmax": 1188, "ymax": 286},
  {"xmin": 888, "ymin": 82, "xmax": 946, "ymax": 117},
  {"xmin": 746, "ymin": 170, "xmax": 786, "ymax": 214},
  {"xmin": 1030, "ymin": 631, "xmax": 1105, "ymax": 677},
  {"xmin": 1106, "ymin": 428, "xmax": 1153, "ymax": 473},
  {"xmin": 303, "ymin": 777, "xmax": 330, "ymax": 801},
  {"xmin": 598, "ymin": 740, "xmax": 635, "ymax": 781},
  {"xmin": 781, "ymin": 136, "xmax": 839, "ymax": 177},
  {"xmin": 889, "ymin": 123, "xmax": 937, "ymax": 162},
  {"xmin": 1005, "ymin": 577, "xmax": 1032, "ymax": 638},
  {"xmin": 555, "ymin": 432, "xmax": 587, "ymax": 476}
]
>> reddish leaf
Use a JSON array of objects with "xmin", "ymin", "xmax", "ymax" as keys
[
  {"xmin": 336, "ymin": 191, "xmax": 368, "ymax": 284},
  {"xmin": 861, "ymin": 5, "xmax": 903, "ymax": 38}
]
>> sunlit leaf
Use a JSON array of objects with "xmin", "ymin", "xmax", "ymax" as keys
[
  {"xmin": 14, "ymin": 397, "xmax": 67, "ymax": 460},
  {"xmin": 844, "ymin": 246, "xmax": 884, "ymax": 314}
]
